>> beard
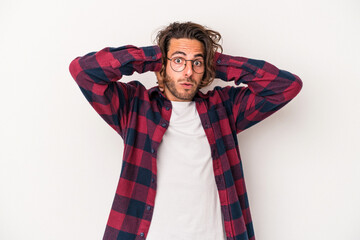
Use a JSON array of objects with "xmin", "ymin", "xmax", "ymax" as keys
[{"xmin": 164, "ymin": 75, "xmax": 200, "ymax": 101}]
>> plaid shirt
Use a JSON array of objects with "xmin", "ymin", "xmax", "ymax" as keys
[{"xmin": 69, "ymin": 45, "xmax": 302, "ymax": 240}]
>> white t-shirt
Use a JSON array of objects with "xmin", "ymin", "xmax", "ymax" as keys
[{"xmin": 146, "ymin": 101, "xmax": 226, "ymax": 240}]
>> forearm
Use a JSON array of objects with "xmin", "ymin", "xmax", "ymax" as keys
[
  {"xmin": 214, "ymin": 52, "xmax": 303, "ymax": 104},
  {"xmin": 69, "ymin": 45, "xmax": 162, "ymax": 95}
]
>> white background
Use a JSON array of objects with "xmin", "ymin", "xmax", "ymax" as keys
[{"xmin": 1, "ymin": 0, "xmax": 359, "ymax": 239}]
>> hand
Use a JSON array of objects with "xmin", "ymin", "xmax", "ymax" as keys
[{"xmin": 155, "ymin": 71, "xmax": 165, "ymax": 92}]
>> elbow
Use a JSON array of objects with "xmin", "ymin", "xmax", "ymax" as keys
[
  {"xmin": 278, "ymin": 69, "xmax": 303, "ymax": 100},
  {"xmin": 292, "ymin": 74, "xmax": 303, "ymax": 97},
  {"xmin": 69, "ymin": 57, "xmax": 82, "ymax": 82},
  {"xmin": 284, "ymin": 73, "xmax": 303, "ymax": 101}
]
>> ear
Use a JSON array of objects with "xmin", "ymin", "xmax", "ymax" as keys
[{"xmin": 155, "ymin": 70, "xmax": 165, "ymax": 92}]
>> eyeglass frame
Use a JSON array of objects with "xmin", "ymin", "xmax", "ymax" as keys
[{"xmin": 166, "ymin": 57, "xmax": 205, "ymax": 74}]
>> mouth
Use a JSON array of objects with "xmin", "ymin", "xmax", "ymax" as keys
[{"xmin": 180, "ymin": 82, "xmax": 194, "ymax": 89}]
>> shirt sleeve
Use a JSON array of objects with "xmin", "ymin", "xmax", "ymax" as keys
[
  {"xmin": 214, "ymin": 52, "xmax": 303, "ymax": 133},
  {"xmin": 69, "ymin": 45, "xmax": 162, "ymax": 136}
]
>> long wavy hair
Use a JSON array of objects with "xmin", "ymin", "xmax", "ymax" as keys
[{"xmin": 156, "ymin": 21, "xmax": 223, "ymax": 88}]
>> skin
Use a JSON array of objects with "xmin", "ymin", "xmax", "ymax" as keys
[{"xmin": 156, "ymin": 38, "xmax": 205, "ymax": 101}]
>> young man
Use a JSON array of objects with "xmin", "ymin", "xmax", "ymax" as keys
[{"xmin": 69, "ymin": 22, "xmax": 302, "ymax": 240}]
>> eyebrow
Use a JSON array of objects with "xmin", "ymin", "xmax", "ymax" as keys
[{"xmin": 170, "ymin": 51, "xmax": 204, "ymax": 59}]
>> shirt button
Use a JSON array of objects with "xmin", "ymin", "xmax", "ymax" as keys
[
  {"xmin": 147, "ymin": 206, "xmax": 151, "ymax": 211},
  {"xmin": 140, "ymin": 232, "xmax": 145, "ymax": 237},
  {"xmin": 151, "ymin": 178, "xmax": 155, "ymax": 183},
  {"xmin": 152, "ymin": 56, "xmax": 156, "ymax": 60},
  {"xmin": 161, "ymin": 123, "xmax": 167, "ymax": 128},
  {"xmin": 151, "ymin": 148, "xmax": 155, "ymax": 154},
  {"xmin": 217, "ymin": 59, "xmax": 221, "ymax": 64},
  {"xmin": 165, "ymin": 106, "xmax": 170, "ymax": 111}
]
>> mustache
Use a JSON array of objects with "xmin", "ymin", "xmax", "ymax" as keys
[{"xmin": 163, "ymin": 73, "xmax": 197, "ymax": 85}]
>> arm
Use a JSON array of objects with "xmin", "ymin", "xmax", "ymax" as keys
[
  {"xmin": 214, "ymin": 52, "xmax": 303, "ymax": 133},
  {"xmin": 69, "ymin": 45, "xmax": 162, "ymax": 136}
]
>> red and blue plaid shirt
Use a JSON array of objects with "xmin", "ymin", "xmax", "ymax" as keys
[{"xmin": 69, "ymin": 45, "xmax": 302, "ymax": 240}]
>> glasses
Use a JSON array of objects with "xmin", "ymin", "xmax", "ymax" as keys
[{"xmin": 167, "ymin": 57, "xmax": 205, "ymax": 74}]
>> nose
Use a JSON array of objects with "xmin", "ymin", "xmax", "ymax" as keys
[{"xmin": 183, "ymin": 61, "xmax": 193, "ymax": 77}]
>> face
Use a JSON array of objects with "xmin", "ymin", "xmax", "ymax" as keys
[{"xmin": 163, "ymin": 38, "xmax": 205, "ymax": 102}]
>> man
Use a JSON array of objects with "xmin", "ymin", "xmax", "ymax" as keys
[{"xmin": 69, "ymin": 22, "xmax": 302, "ymax": 240}]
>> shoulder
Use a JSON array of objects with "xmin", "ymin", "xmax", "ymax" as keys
[
  {"xmin": 122, "ymin": 80, "xmax": 148, "ymax": 93},
  {"xmin": 198, "ymin": 85, "xmax": 244, "ymax": 101},
  {"xmin": 125, "ymin": 81, "xmax": 164, "ymax": 102}
]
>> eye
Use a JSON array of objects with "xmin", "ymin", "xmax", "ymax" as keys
[
  {"xmin": 173, "ymin": 57, "xmax": 183, "ymax": 64},
  {"xmin": 193, "ymin": 60, "xmax": 203, "ymax": 67}
]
